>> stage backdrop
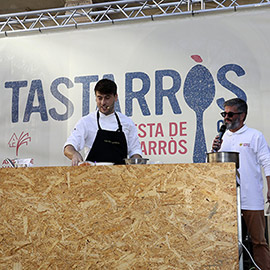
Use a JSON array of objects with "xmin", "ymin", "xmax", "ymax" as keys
[{"xmin": 0, "ymin": 7, "xmax": 270, "ymax": 167}]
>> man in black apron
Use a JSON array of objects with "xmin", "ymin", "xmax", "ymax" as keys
[
  {"xmin": 86, "ymin": 110, "xmax": 128, "ymax": 164},
  {"xmin": 64, "ymin": 79, "xmax": 142, "ymax": 165}
]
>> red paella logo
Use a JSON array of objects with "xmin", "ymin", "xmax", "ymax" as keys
[{"xmin": 8, "ymin": 132, "xmax": 31, "ymax": 156}]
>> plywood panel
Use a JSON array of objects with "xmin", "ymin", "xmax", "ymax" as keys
[{"xmin": 0, "ymin": 163, "xmax": 238, "ymax": 269}]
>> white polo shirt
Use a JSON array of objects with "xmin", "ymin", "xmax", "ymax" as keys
[
  {"xmin": 64, "ymin": 110, "xmax": 142, "ymax": 159},
  {"xmin": 220, "ymin": 125, "xmax": 270, "ymax": 210}
]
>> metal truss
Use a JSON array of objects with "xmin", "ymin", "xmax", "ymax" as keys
[{"xmin": 0, "ymin": 0, "xmax": 269, "ymax": 36}]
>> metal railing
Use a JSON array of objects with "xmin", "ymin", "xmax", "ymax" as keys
[{"xmin": 0, "ymin": 0, "xmax": 269, "ymax": 36}]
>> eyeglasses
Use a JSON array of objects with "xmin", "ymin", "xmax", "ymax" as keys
[{"xmin": 220, "ymin": 111, "xmax": 243, "ymax": 118}]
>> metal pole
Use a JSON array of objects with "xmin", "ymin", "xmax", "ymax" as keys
[
  {"xmin": 267, "ymin": 215, "xmax": 270, "ymax": 249},
  {"xmin": 236, "ymin": 170, "xmax": 243, "ymax": 270}
]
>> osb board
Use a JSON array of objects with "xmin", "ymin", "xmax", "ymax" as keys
[{"xmin": 0, "ymin": 163, "xmax": 238, "ymax": 270}]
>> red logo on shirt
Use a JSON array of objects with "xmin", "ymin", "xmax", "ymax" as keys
[
  {"xmin": 239, "ymin": 143, "xmax": 250, "ymax": 147},
  {"xmin": 8, "ymin": 132, "xmax": 31, "ymax": 156}
]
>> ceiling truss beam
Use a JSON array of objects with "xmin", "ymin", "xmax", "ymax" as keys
[{"xmin": 0, "ymin": 0, "xmax": 269, "ymax": 36}]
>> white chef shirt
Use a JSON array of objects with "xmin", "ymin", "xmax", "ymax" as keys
[
  {"xmin": 64, "ymin": 110, "xmax": 142, "ymax": 158},
  {"xmin": 220, "ymin": 125, "xmax": 270, "ymax": 210}
]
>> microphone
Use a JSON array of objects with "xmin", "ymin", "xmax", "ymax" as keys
[
  {"xmin": 217, "ymin": 124, "xmax": 227, "ymax": 141},
  {"xmin": 212, "ymin": 124, "xmax": 226, "ymax": 152}
]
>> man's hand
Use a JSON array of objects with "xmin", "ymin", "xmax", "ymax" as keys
[
  {"xmin": 64, "ymin": 145, "xmax": 83, "ymax": 166},
  {"xmin": 130, "ymin": 154, "xmax": 142, "ymax": 159},
  {"xmin": 71, "ymin": 151, "xmax": 84, "ymax": 166},
  {"xmin": 266, "ymin": 176, "xmax": 270, "ymax": 203},
  {"xmin": 211, "ymin": 135, "xmax": 222, "ymax": 152}
]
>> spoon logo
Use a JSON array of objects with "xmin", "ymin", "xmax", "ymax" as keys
[
  {"xmin": 8, "ymin": 131, "xmax": 31, "ymax": 156},
  {"xmin": 184, "ymin": 55, "xmax": 215, "ymax": 163}
]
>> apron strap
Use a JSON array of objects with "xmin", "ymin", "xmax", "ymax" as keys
[
  {"xmin": 97, "ymin": 111, "xmax": 102, "ymax": 130},
  {"xmin": 114, "ymin": 112, "xmax": 123, "ymax": 132},
  {"xmin": 97, "ymin": 111, "xmax": 123, "ymax": 132}
]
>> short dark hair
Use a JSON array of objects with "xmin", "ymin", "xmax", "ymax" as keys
[
  {"xmin": 94, "ymin": 79, "xmax": 117, "ymax": 95},
  {"xmin": 224, "ymin": 98, "xmax": 248, "ymax": 121}
]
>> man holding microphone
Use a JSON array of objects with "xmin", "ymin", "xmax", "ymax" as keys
[{"xmin": 212, "ymin": 98, "xmax": 270, "ymax": 270}]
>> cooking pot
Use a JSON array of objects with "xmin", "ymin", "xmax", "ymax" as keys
[
  {"xmin": 124, "ymin": 158, "xmax": 149, "ymax": 165},
  {"xmin": 206, "ymin": 151, "xmax": 239, "ymax": 169}
]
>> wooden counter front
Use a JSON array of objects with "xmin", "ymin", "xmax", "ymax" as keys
[{"xmin": 0, "ymin": 163, "xmax": 238, "ymax": 269}]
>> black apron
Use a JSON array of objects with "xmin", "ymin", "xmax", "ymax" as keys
[{"xmin": 86, "ymin": 111, "xmax": 128, "ymax": 165}]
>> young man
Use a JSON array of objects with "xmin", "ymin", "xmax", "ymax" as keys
[
  {"xmin": 212, "ymin": 98, "xmax": 270, "ymax": 270},
  {"xmin": 64, "ymin": 79, "xmax": 142, "ymax": 165}
]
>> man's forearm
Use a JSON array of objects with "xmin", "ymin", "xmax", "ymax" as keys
[{"xmin": 64, "ymin": 145, "xmax": 84, "ymax": 166}]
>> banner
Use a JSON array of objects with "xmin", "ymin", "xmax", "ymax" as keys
[{"xmin": 0, "ymin": 7, "xmax": 270, "ymax": 167}]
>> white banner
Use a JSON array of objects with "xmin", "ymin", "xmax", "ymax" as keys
[{"xmin": 0, "ymin": 7, "xmax": 270, "ymax": 167}]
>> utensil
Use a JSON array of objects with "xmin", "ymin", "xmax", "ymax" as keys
[
  {"xmin": 184, "ymin": 63, "xmax": 215, "ymax": 163},
  {"xmin": 206, "ymin": 151, "xmax": 239, "ymax": 169},
  {"xmin": 5, "ymin": 158, "xmax": 15, "ymax": 167},
  {"xmin": 124, "ymin": 158, "xmax": 149, "ymax": 165},
  {"xmin": 79, "ymin": 161, "xmax": 114, "ymax": 166},
  {"xmin": 95, "ymin": 162, "xmax": 114, "ymax": 166}
]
